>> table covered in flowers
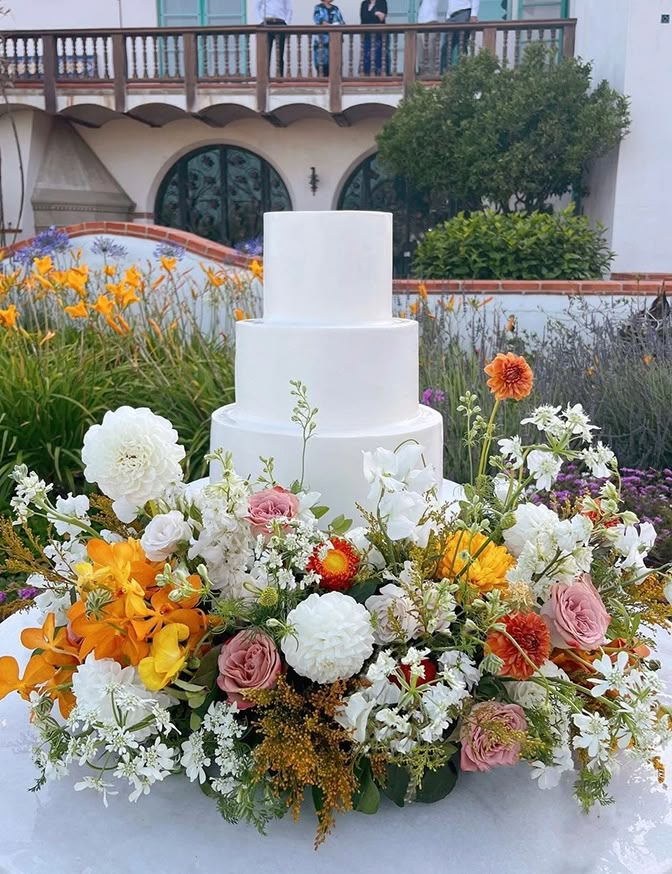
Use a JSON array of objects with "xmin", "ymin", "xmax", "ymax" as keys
[{"xmin": 1, "ymin": 606, "xmax": 671, "ymax": 874}]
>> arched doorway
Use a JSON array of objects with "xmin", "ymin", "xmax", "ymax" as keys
[
  {"xmin": 337, "ymin": 152, "xmax": 451, "ymax": 277},
  {"xmin": 155, "ymin": 145, "xmax": 291, "ymax": 249}
]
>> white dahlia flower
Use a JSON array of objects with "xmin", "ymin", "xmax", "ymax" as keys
[
  {"xmin": 502, "ymin": 502, "xmax": 560, "ymax": 558},
  {"xmin": 282, "ymin": 592, "xmax": 374, "ymax": 684},
  {"xmin": 81, "ymin": 407, "xmax": 185, "ymax": 523}
]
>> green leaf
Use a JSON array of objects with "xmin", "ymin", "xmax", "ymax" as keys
[
  {"xmin": 348, "ymin": 578, "xmax": 381, "ymax": 604},
  {"xmin": 415, "ymin": 758, "xmax": 459, "ymax": 804},
  {"xmin": 187, "ymin": 692, "xmax": 207, "ymax": 709},
  {"xmin": 311, "ymin": 785, "xmax": 324, "ymax": 812},
  {"xmin": 191, "ymin": 644, "xmax": 222, "ymax": 689},
  {"xmin": 329, "ymin": 514, "xmax": 353, "ymax": 536},
  {"xmin": 311, "ymin": 505, "xmax": 330, "ymax": 520},
  {"xmin": 380, "ymin": 764, "xmax": 410, "ymax": 807},
  {"xmin": 353, "ymin": 761, "xmax": 381, "ymax": 815},
  {"xmin": 173, "ymin": 678, "xmax": 208, "ymax": 693},
  {"xmin": 190, "ymin": 711, "xmax": 203, "ymax": 731}
]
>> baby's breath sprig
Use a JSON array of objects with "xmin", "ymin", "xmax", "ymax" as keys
[{"xmin": 290, "ymin": 380, "xmax": 318, "ymax": 490}]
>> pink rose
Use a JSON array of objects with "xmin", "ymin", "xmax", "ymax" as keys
[
  {"xmin": 460, "ymin": 701, "xmax": 527, "ymax": 772},
  {"xmin": 541, "ymin": 573, "xmax": 610, "ymax": 650},
  {"xmin": 247, "ymin": 486, "xmax": 300, "ymax": 537},
  {"xmin": 217, "ymin": 630, "xmax": 282, "ymax": 710}
]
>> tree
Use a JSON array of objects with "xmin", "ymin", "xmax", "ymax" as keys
[{"xmin": 376, "ymin": 44, "xmax": 630, "ymax": 214}]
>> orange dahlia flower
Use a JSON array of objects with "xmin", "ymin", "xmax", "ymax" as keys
[
  {"xmin": 484, "ymin": 352, "xmax": 534, "ymax": 402},
  {"xmin": 307, "ymin": 538, "xmax": 360, "ymax": 592},
  {"xmin": 486, "ymin": 611, "xmax": 551, "ymax": 680}
]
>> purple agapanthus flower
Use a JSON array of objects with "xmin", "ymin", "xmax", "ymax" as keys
[
  {"xmin": 234, "ymin": 236, "xmax": 263, "ymax": 257},
  {"xmin": 13, "ymin": 226, "xmax": 70, "ymax": 267},
  {"xmin": 18, "ymin": 586, "xmax": 40, "ymax": 601},
  {"xmin": 154, "ymin": 241, "xmax": 186, "ymax": 260},
  {"xmin": 91, "ymin": 236, "xmax": 129, "ymax": 259}
]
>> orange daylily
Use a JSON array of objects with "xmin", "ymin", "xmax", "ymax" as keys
[
  {"xmin": 64, "ymin": 265, "xmax": 89, "ymax": 297},
  {"xmin": 123, "ymin": 266, "xmax": 143, "ymax": 289},
  {"xmin": 234, "ymin": 308, "xmax": 245, "ymax": 321},
  {"xmin": 33, "ymin": 255, "xmax": 53, "ymax": 275},
  {"xmin": 250, "ymin": 259, "xmax": 263, "ymax": 281},
  {"xmin": 64, "ymin": 300, "xmax": 89, "ymax": 319},
  {"xmin": 0, "ymin": 303, "xmax": 19, "ymax": 328},
  {"xmin": 160, "ymin": 256, "xmax": 177, "ymax": 273},
  {"xmin": 104, "ymin": 264, "xmax": 117, "ymax": 277},
  {"xmin": 92, "ymin": 294, "xmax": 115, "ymax": 316},
  {"xmin": 418, "ymin": 282, "xmax": 428, "ymax": 301},
  {"xmin": 202, "ymin": 264, "xmax": 225, "ymax": 287}
]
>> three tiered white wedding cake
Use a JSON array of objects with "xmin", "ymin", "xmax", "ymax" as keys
[{"xmin": 210, "ymin": 210, "xmax": 443, "ymax": 518}]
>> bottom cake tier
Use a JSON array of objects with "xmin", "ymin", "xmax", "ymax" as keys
[{"xmin": 210, "ymin": 403, "xmax": 444, "ymax": 523}]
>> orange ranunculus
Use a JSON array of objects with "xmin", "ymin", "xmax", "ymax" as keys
[
  {"xmin": 486, "ymin": 612, "xmax": 551, "ymax": 680},
  {"xmin": 484, "ymin": 352, "xmax": 534, "ymax": 402}
]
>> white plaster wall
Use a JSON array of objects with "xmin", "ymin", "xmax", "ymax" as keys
[
  {"xmin": 77, "ymin": 115, "xmax": 383, "ymax": 215},
  {"xmin": 0, "ymin": 110, "xmax": 53, "ymax": 239},
  {"xmin": 578, "ymin": 0, "xmax": 672, "ymax": 272},
  {"xmin": 3, "ymin": 0, "xmax": 157, "ymax": 29}
]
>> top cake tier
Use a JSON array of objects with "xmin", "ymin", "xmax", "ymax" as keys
[{"xmin": 263, "ymin": 210, "xmax": 393, "ymax": 324}]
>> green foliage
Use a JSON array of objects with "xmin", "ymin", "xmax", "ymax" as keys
[
  {"xmin": 413, "ymin": 207, "xmax": 613, "ymax": 280},
  {"xmin": 377, "ymin": 43, "xmax": 630, "ymax": 213}
]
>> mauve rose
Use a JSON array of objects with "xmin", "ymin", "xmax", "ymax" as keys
[
  {"xmin": 460, "ymin": 701, "xmax": 527, "ymax": 772},
  {"xmin": 217, "ymin": 629, "xmax": 282, "ymax": 710},
  {"xmin": 247, "ymin": 486, "xmax": 300, "ymax": 537},
  {"xmin": 541, "ymin": 573, "xmax": 610, "ymax": 650}
]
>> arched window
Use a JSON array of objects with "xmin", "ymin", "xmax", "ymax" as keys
[
  {"xmin": 337, "ymin": 152, "xmax": 450, "ymax": 277},
  {"xmin": 155, "ymin": 145, "xmax": 291, "ymax": 249}
]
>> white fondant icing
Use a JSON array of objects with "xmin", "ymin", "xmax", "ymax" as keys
[
  {"xmin": 234, "ymin": 318, "xmax": 419, "ymax": 428},
  {"xmin": 263, "ymin": 211, "xmax": 393, "ymax": 325},
  {"xmin": 210, "ymin": 403, "xmax": 444, "ymax": 521},
  {"xmin": 209, "ymin": 210, "xmax": 444, "ymax": 519}
]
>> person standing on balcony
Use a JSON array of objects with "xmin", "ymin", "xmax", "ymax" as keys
[
  {"xmin": 417, "ymin": 0, "xmax": 440, "ymax": 76},
  {"xmin": 440, "ymin": 0, "xmax": 479, "ymax": 72},
  {"xmin": 257, "ymin": 0, "xmax": 293, "ymax": 77},
  {"xmin": 313, "ymin": 0, "xmax": 346, "ymax": 76},
  {"xmin": 360, "ymin": 0, "xmax": 389, "ymax": 77}
]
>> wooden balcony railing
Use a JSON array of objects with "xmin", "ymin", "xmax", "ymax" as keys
[{"xmin": 0, "ymin": 19, "xmax": 576, "ymax": 116}]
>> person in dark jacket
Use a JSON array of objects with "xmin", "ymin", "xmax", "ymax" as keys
[{"xmin": 360, "ymin": 0, "xmax": 389, "ymax": 76}]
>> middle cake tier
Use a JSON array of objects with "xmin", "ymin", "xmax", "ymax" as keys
[{"xmin": 234, "ymin": 318, "xmax": 420, "ymax": 429}]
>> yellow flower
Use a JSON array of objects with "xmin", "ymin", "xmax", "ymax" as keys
[
  {"xmin": 234, "ymin": 307, "xmax": 245, "ymax": 321},
  {"xmin": 0, "ymin": 303, "xmax": 19, "ymax": 328},
  {"xmin": 444, "ymin": 295, "xmax": 456, "ymax": 313},
  {"xmin": 439, "ymin": 531, "xmax": 515, "ymax": 593},
  {"xmin": 418, "ymin": 282, "xmax": 428, "ymax": 301},
  {"xmin": 409, "ymin": 301, "xmax": 418, "ymax": 316},
  {"xmin": 33, "ymin": 255, "xmax": 53, "ymax": 275},
  {"xmin": 138, "ymin": 623, "xmax": 190, "ymax": 691},
  {"xmin": 119, "ymin": 287, "xmax": 140, "ymax": 309},
  {"xmin": 160, "ymin": 256, "xmax": 176, "ymax": 273},
  {"xmin": 104, "ymin": 264, "xmax": 117, "ymax": 277},
  {"xmin": 64, "ymin": 300, "xmax": 88, "ymax": 319},
  {"xmin": 251, "ymin": 259, "xmax": 263, "ymax": 281},
  {"xmin": 92, "ymin": 294, "xmax": 115, "ymax": 317},
  {"xmin": 123, "ymin": 266, "xmax": 143, "ymax": 290},
  {"xmin": 64, "ymin": 266, "xmax": 89, "ymax": 298},
  {"xmin": 202, "ymin": 264, "xmax": 225, "ymax": 287},
  {"xmin": 0, "ymin": 270, "xmax": 19, "ymax": 295}
]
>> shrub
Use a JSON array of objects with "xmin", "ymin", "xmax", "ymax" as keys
[
  {"xmin": 377, "ymin": 44, "xmax": 630, "ymax": 213},
  {"xmin": 413, "ymin": 208, "xmax": 614, "ymax": 280}
]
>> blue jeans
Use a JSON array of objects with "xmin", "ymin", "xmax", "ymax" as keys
[
  {"xmin": 363, "ymin": 33, "xmax": 390, "ymax": 76},
  {"xmin": 440, "ymin": 7, "xmax": 471, "ymax": 72}
]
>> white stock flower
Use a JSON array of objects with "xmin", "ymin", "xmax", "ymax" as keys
[
  {"xmin": 527, "ymin": 450, "xmax": 563, "ymax": 492},
  {"xmin": 497, "ymin": 436, "xmax": 524, "ymax": 469},
  {"xmin": 362, "ymin": 443, "xmax": 434, "ymax": 499},
  {"xmin": 493, "ymin": 473, "xmax": 513, "ymax": 504},
  {"xmin": 610, "ymin": 522, "xmax": 656, "ymax": 572},
  {"xmin": 51, "ymin": 493, "xmax": 90, "ymax": 537},
  {"xmin": 282, "ymin": 592, "xmax": 374, "ymax": 684},
  {"xmin": 335, "ymin": 691, "xmax": 376, "ymax": 744},
  {"xmin": 82, "ymin": 407, "xmax": 185, "ymax": 523},
  {"xmin": 521, "ymin": 405, "xmax": 563, "ymax": 436},
  {"xmin": 140, "ymin": 510, "xmax": 193, "ymax": 561},
  {"xmin": 365, "ymin": 583, "xmax": 421, "ymax": 644},
  {"xmin": 561, "ymin": 404, "xmax": 598, "ymax": 443},
  {"xmin": 346, "ymin": 526, "xmax": 385, "ymax": 569},
  {"xmin": 502, "ymin": 502, "xmax": 561, "ymax": 558},
  {"xmin": 379, "ymin": 490, "xmax": 431, "ymax": 545},
  {"xmin": 580, "ymin": 442, "xmax": 616, "ymax": 480}
]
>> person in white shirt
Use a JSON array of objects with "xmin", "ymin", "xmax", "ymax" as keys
[
  {"xmin": 441, "ymin": 0, "xmax": 479, "ymax": 72},
  {"xmin": 417, "ymin": 0, "xmax": 440, "ymax": 76},
  {"xmin": 257, "ymin": 0, "xmax": 293, "ymax": 76}
]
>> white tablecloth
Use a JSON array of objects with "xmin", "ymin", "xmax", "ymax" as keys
[{"xmin": 1, "ymin": 608, "xmax": 671, "ymax": 874}]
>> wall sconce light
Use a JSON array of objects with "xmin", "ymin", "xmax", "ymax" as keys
[{"xmin": 309, "ymin": 167, "xmax": 319, "ymax": 196}]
